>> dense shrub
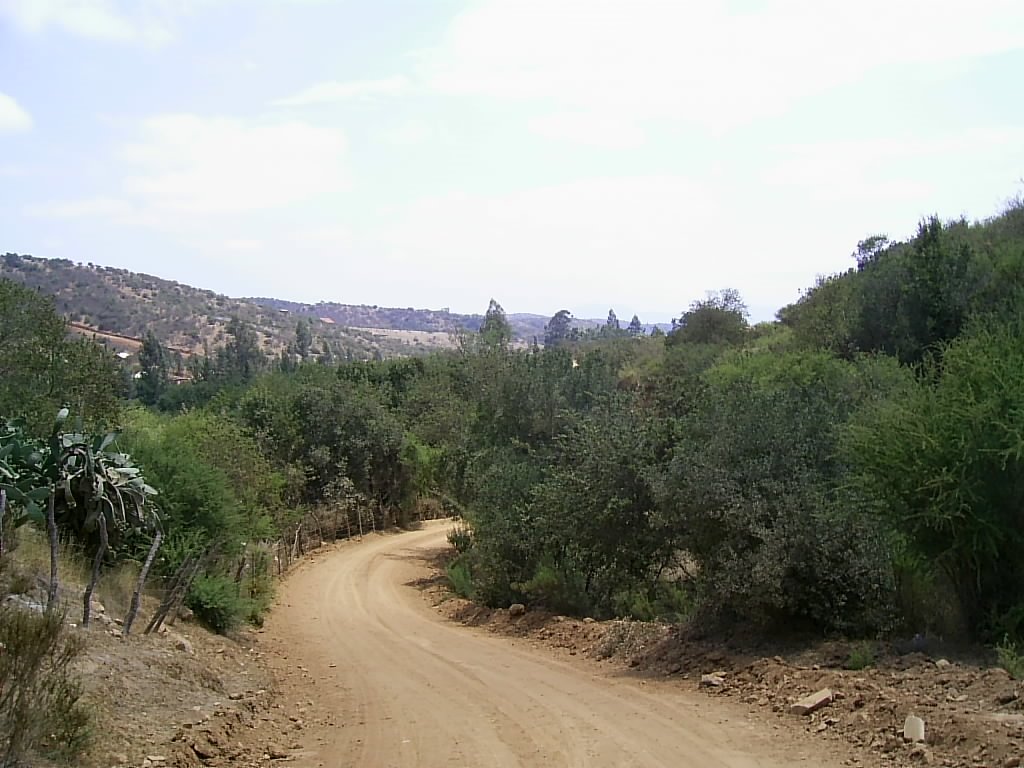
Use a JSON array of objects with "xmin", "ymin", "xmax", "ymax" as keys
[
  {"xmin": 186, "ymin": 574, "xmax": 246, "ymax": 634},
  {"xmin": 0, "ymin": 605, "xmax": 92, "ymax": 765},
  {"xmin": 655, "ymin": 351, "xmax": 902, "ymax": 633},
  {"xmin": 845, "ymin": 319, "xmax": 1024, "ymax": 640}
]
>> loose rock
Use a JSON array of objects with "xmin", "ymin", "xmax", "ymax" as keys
[
  {"xmin": 509, "ymin": 603, "xmax": 526, "ymax": 617},
  {"xmin": 789, "ymin": 688, "xmax": 833, "ymax": 716},
  {"xmin": 267, "ymin": 744, "xmax": 290, "ymax": 760},
  {"xmin": 903, "ymin": 714, "xmax": 926, "ymax": 743}
]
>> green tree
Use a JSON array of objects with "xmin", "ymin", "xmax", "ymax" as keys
[
  {"xmin": 627, "ymin": 314, "xmax": 644, "ymax": 336},
  {"xmin": 295, "ymin": 318, "xmax": 313, "ymax": 360},
  {"xmin": 845, "ymin": 318, "xmax": 1024, "ymax": 639},
  {"xmin": 544, "ymin": 310, "xmax": 573, "ymax": 347},
  {"xmin": 136, "ymin": 331, "xmax": 169, "ymax": 406},
  {"xmin": 219, "ymin": 317, "xmax": 265, "ymax": 382},
  {"xmin": 479, "ymin": 299, "xmax": 512, "ymax": 351},
  {"xmin": 669, "ymin": 289, "xmax": 748, "ymax": 346},
  {"xmin": 0, "ymin": 280, "xmax": 121, "ymax": 431},
  {"xmin": 0, "ymin": 280, "xmax": 67, "ymax": 425},
  {"xmin": 654, "ymin": 351, "xmax": 902, "ymax": 632},
  {"xmin": 606, "ymin": 309, "xmax": 620, "ymax": 330},
  {"xmin": 528, "ymin": 396, "xmax": 671, "ymax": 615}
]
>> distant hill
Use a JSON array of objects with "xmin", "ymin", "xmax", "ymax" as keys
[
  {"xmin": 0, "ymin": 254, "xmax": 430, "ymax": 360},
  {"xmin": 248, "ymin": 297, "xmax": 483, "ymax": 334},
  {"xmin": 1, "ymin": 252, "xmax": 670, "ymax": 357},
  {"xmin": 245, "ymin": 298, "xmax": 605, "ymax": 342}
]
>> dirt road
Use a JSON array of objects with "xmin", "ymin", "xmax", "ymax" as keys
[{"xmin": 262, "ymin": 522, "xmax": 845, "ymax": 767}]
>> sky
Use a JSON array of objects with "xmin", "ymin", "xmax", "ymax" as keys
[{"xmin": 2, "ymin": 1, "xmax": 1023, "ymax": 322}]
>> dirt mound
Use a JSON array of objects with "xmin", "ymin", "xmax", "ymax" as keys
[
  {"xmin": 688, "ymin": 650, "xmax": 1023, "ymax": 768},
  {"xmin": 36, "ymin": 606, "xmax": 315, "ymax": 768}
]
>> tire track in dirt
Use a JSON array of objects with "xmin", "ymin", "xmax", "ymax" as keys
[{"xmin": 262, "ymin": 522, "xmax": 846, "ymax": 767}]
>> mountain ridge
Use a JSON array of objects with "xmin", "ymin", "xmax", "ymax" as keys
[{"xmin": 1, "ymin": 253, "xmax": 669, "ymax": 357}]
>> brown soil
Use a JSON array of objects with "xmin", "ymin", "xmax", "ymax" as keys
[
  {"xmin": 70, "ymin": 613, "xmax": 299, "ymax": 768},
  {"xmin": 72, "ymin": 522, "xmax": 1023, "ymax": 768},
  {"xmin": 424, "ymin": 557, "xmax": 1024, "ymax": 767},
  {"xmin": 253, "ymin": 522, "xmax": 863, "ymax": 767}
]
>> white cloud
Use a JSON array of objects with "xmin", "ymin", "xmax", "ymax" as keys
[
  {"xmin": 27, "ymin": 115, "xmax": 349, "ymax": 229},
  {"xmin": 527, "ymin": 112, "xmax": 645, "ymax": 149},
  {"xmin": 292, "ymin": 226, "xmax": 352, "ymax": 250},
  {"xmin": 384, "ymin": 119, "xmax": 434, "ymax": 146},
  {"xmin": 120, "ymin": 114, "xmax": 348, "ymax": 216},
  {"xmin": 272, "ymin": 76, "xmax": 409, "ymax": 107},
  {"xmin": 371, "ymin": 176, "xmax": 724, "ymax": 311},
  {"xmin": 2, "ymin": 0, "xmax": 134, "ymax": 40},
  {"xmin": 0, "ymin": 0, "xmax": 209, "ymax": 44},
  {"xmin": 422, "ymin": 0, "xmax": 1024, "ymax": 134},
  {"xmin": 25, "ymin": 196, "xmax": 132, "ymax": 218},
  {"xmin": 0, "ymin": 91, "xmax": 32, "ymax": 133},
  {"xmin": 762, "ymin": 128, "xmax": 1024, "ymax": 202},
  {"xmin": 223, "ymin": 238, "xmax": 263, "ymax": 252}
]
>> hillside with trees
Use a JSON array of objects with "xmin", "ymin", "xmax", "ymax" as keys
[
  {"xmin": 3, "ymin": 196, "xmax": 1024, "ymax": 763},
  {"xmin": 0, "ymin": 253, "xmax": 454, "ymax": 360},
  {"xmin": 0, "ymin": 254, "xmax": 661, "ymax": 362}
]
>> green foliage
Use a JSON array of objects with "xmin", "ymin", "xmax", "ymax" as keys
[
  {"xmin": 0, "ymin": 415, "xmax": 158, "ymax": 553},
  {"xmin": 782, "ymin": 209, "xmax": 1024, "ymax": 364},
  {"xmin": 996, "ymin": 636, "xmax": 1024, "ymax": 680},
  {"xmin": 121, "ymin": 409, "xmax": 283, "ymax": 569},
  {"xmin": 528, "ymin": 396, "xmax": 671, "ymax": 616},
  {"xmin": 186, "ymin": 574, "xmax": 246, "ymax": 634},
  {"xmin": 0, "ymin": 605, "xmax": 92, "ymax": 765},
  {"xmin": 845, "ymin": 642, "xmax": 877, "ymax": 671},
  {"xmin": 6, "ymin": 196, "xmax": 1024, "ymax": 651},
  {"xmin": 519, "ymin": 561, "xmax": 589, "ymax": 615},
  {"xmin": 136, "ymin": 331, "xmax": 169, "ymax": 405},
  {"xmin": 446, "ymin": 557, "xmax": 475, "ymax": 599},
  {"xmin": 294, "ymin": 318, "xmax": 313, "ymax": 360},
  {"xmin": 234, "ymin": 367, "xmax": 413, "ymax": 519},
  {"xmin": 544, "ymin": 309, "xmax": 574, "ymax": 347},
  {"xmin": 845, "ymin": 319, "xmax": 1024, "ymax": 639},
  {"xmin": 479, "ymin": 299, "xmax": 512, "ymax": 351},
  {"xmin": 0, "ymin": 279, "xmax": 122, "ymax": 432},
  {"xmin": 669, "ymin": 289, "xmax": 748, "ymax": 347},
  {"xmin": 655, "ymin": 351, "xmax": 902, "ymax": 633},
  {"xmin": 446, "ymin": 524, "xmax": 473, "ymax": 555}
]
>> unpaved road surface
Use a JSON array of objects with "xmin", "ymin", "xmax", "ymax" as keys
[{"xmin": 262, "ymin": 523, "xmax": 847, "ymax": 767}]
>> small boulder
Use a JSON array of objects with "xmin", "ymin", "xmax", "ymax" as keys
[
  {"xmin": 90, "ymin": 599, "xmax": 106, "ymax": 615},
  {"xmin": 908, "ymin": 744, "xmax": 932, "ymax": 763},
  {"xmin": 267, "ymin": 744, "xmax": 289, "ymax": 760},
  {"xmin": 3, "ymin": 594, "xmax": 44, "ymax": 613},
  {"xmin": 700, "ymin": 674, "xmax": 726, "ymax": 688},
  {"xmin": 789, "ymin": 688, "xmax": 833, "ymax": 716},
  {"xmin": 903, "ymin": 714, "xmax": 926, "ymax": 743},
  {"xmin": 169, "ymin": 633, "xmax": 194, "ymax": 655},
  {"xmin": 508, "ymin": 603, "xmax": 526, "ymax": 617},
  {"xmin": 934, "ymin": 658, "xmax": 951, "ymax": 669}
]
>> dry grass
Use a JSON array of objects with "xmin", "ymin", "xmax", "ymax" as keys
[
  {"xmin": 10, "ymin": 527, "xmax": 91, "ymax": 594},
  {"xmin": 3, "ymin": 527, "xmax": 143, "ymax": 619},
  {"xmin": 349, "ymin": 326, "xmax": 460, "ymax": 350}
]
